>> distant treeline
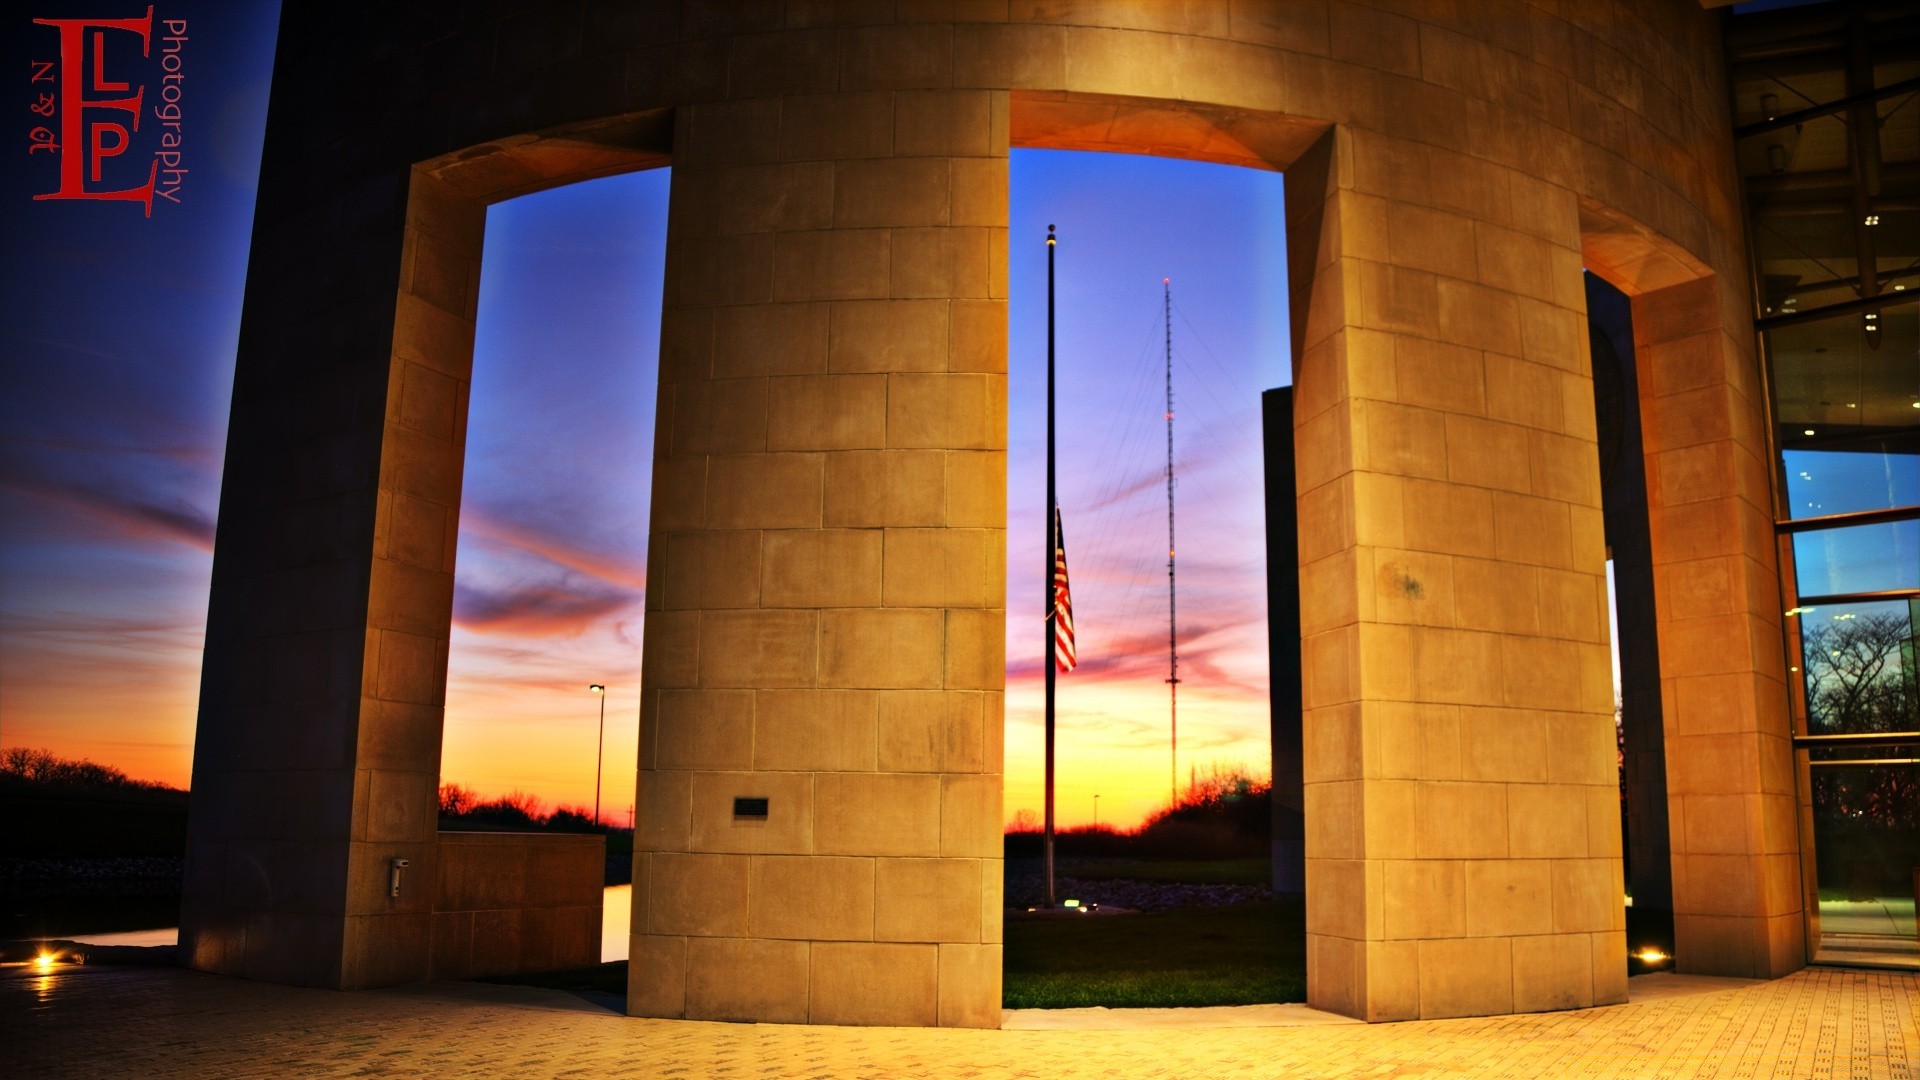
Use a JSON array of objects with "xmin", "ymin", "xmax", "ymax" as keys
[
  {"xmin": 2, "ymin": 748, "xmax": 189, "ymax": 858},
  {"xmin": 1006, "ymin": 765, "xmax": 1274, "ymax": 860},
  {"xmin": 437, "ymin": 782, "xmax": 608, "ymax": 832},
  {"xmin": 1, "ymin": 747, "xmax": 183, "ymax": 794},
  {"xmin": 438, "ymin": 783, "xmax": 634, "ymax": 880}
]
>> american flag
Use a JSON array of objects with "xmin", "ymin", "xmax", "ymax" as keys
[{"xmin": 1052, "ymin": 506, "xmax": 1077, "ymax": 673}]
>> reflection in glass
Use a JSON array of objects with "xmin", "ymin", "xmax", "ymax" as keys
[
  {"xmin": 1733, "ymin": 0, "xmax": 1920, "ymax": 973},
  {"xmin": 1768, "ymin": 302, "xmax": 1920, "ymax": 523},
  {"xmin": 1791, "ymin": 520, "xmax": 1920, "ymax": 597},
  {"xmin": 1797, "ymin": 601, "xmax": 1919, "ymax": 735},
  {"xmin": 1782, "ymin": 446, "xmax": 1920, "ymax": 519},
  {"xmin": 1768, "ymin": 303, "xmax": 1920, "ymax": 433},
  {"xmin": 1809, "ymin": 761, "xmax": 1920, "ymax": 968}
]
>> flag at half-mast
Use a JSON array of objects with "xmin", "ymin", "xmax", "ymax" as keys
[{"xmin": 1052, "ymin": 506, "xmax": 1077, "ymax": 672}]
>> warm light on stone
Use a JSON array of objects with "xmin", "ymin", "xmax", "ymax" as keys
[{"xmin": 179, "ymin": 0, "xmax": 1820, "ymax": 1029}]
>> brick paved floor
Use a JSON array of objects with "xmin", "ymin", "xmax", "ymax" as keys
[{"xmin": 3, "ymin": 963, "xmax": 1914, "ymax": 1078}]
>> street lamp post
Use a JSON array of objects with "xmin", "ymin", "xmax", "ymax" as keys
[{"xmin": 589, "ymin": 684, "xmax": 606, "ymax": 827}]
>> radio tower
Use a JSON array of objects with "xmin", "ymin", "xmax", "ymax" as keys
[{"xmin": 1163, "ymin": 278, "xmax": 1180, "ymax": 808}]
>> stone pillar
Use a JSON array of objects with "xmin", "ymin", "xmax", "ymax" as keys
[
  {"xmin": 628, "ymin": 86, "xmax": 1007, "ymax": 1027},
  {"xmin": 1630, "ymin": 277, "xmax": 1803, "ymax": 977},
  {"xmin": 180, "ymin": 163, "xmax": 483, "ymax": 988},
  {"xmin": 1288, "ymin": 128, "xmax": 1626, "ymax": 1021}
]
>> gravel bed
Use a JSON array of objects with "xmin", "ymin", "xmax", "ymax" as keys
[
  {"xmin": 1, "ymin": 857, "xmax": 184, "ymax": 883},
  {"xmin": 0, "ymin": 858, "xmax": 185, "ymax": 901}
]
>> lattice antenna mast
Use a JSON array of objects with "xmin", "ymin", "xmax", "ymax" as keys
[{"xmin": 1164, "ymin": 278, "xmax": 1180, "ymax": 808}]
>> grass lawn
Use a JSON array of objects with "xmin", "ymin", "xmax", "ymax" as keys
[
  {"xmin": 1058, "ymin": 857, "xmax": 1271, "ymax": 886},
  {"xmin": 1004, "ymin": 897, "xmax": 1306, "ymax": 1009}
]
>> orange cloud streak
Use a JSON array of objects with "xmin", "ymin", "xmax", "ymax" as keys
[{"xmin": 458, "ymin": 510, "xmax": 647, "ymax": 590}]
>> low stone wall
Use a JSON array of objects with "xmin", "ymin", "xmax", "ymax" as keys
[{"xmin": 430, "ymin": 832, "xmax": 603, "ymax": 981}]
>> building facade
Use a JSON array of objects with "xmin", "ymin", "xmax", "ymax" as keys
[{"xmin": 181, "ymin": 0, "xmax": 1917, "ymax": 1027}]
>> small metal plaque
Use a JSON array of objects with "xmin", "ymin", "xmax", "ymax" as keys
[{"xmin": 733, "ymin": 797, "xmax": 769, "ymax": 819}]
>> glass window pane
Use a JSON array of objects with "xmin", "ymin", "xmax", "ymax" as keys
[
  {"xmin": 1808, "ymin": 743, "xmax": 1920, "ymax": 763},
  {"xmin": 1769, "ymin": 303, "xmax": 1920, "ymax": 521},
  {"xmin": 1797, "ymin": 600, "xmax": 1919, "ymax": 735},
  {"xmin": 1783, "ymin": 446, "xmax": 1920, "ymax": 518},
  {"xmin": 1791, "ymin": 520, "xmax": 1920, "ymax": 597},
  {"xmin": 1808, "ymin": 762, "xmax": 1919, "ymax": 959}
]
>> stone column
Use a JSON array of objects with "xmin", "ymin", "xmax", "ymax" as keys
[
  {"xmin": 1631, "ymin": 277, "xmax": 1802, "ymax": 977},
  {"xmin": 1288, "ymin": 128, "xmax": 1626, "ymax": 1021},
  {"xmin": 180, "ymin": 166, "xmax": 477, "ymax": 989},
  {"xmin": 628, "ymin": 84, "xmax": 1008, "ymax": 1027}
]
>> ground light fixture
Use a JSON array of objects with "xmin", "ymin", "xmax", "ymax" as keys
[
  {"xmin": 1635, "ymin": 947, "xmax": 1671, "ymax": 967},
  {"xmin": 26, "ymin": 948, "xmax": 79, "ymax": 971}
]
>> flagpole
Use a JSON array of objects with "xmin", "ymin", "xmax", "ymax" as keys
[
  {"xmin": 1164, "ymin": 278, "xmax": 1180, "ymax": 808},
  {"xmin": 1044, "ymin": 224, "xmax": 1058, "ymax": 910}
]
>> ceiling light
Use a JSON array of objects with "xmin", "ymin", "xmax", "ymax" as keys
[
  {"xmin": 1865, "ymin": 214, "xmax": 1881, "ymax": 226},
  {"xmin": 1803, "ymin": 428, "xmax": 1816, "ymax": 436}
]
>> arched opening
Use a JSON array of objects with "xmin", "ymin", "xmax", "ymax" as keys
[
  {"xmin": 999, "ymin": 147, "xmax": 1297, "ymax": 1007},
  {"xmin": 434, "ymin": 167, "xmax": 668, "ymax": 980},
  {"xmin": 989, "ymin": 94, "xmax": 1336, "ymax": 1009}
]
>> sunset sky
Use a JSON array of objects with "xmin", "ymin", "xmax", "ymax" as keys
[
  {"xmin": 1, "ymin": 3, "xmax": 1292, "ymax": 834},
  {"xmin": 0, "ymin": 1, "xmax": 280, "ymax": 792}
]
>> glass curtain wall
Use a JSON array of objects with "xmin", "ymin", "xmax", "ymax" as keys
[{"xmin": 1727, "ymin": 1, "xmax": 1920, "ymax": 970}]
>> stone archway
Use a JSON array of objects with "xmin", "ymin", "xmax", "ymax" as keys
[{"xmin": 182, "ymin": 2, "xmax": 1794, "ymax": 1027}]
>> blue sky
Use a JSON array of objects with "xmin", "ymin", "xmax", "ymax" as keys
[
  {"xmin": 0, "ymin": 1, "xmax": 280, "ymax": 782},
  {"xmin": 1, "ymin": 2, "xmax": 1291, "ymax": 831}
]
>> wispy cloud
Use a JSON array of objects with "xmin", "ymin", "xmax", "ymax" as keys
[
  {"xmin": 453, "ymin": 579, "xmax": 637, "ymax": 636},
  {"xmin": 1, "ymin": 473, "xmax": 215, "ymax": 550},
  {"xmin": 1010, "ymin": 614, "xmax": 1266, "ymax": 690},
  {"xmin": 459, "ymin": 509, "xmax": 647, "ymax": 590},
  {"xmin": 5, "ymin": 433, "xmax": 220, "ymax": 468}
]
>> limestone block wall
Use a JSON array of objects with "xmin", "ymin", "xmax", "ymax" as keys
[
  {"xmin": 183, "ymin": 0, "xmax": 1796, "ymax": 1024},
  {"xmin": 1629, "ymin": 278, "xmax": 1801, "ymax": 978},
  {"xmin": 627, "ymin": 89, "xmax": 1007, "ymax": 1028},
  {"xmin": 430, "ymin": 832, "xmax": 604, "ymax": 981},
  {"xmin": 1286, "ymin": 126, "xmax": 1625, "ymax": 1020}
]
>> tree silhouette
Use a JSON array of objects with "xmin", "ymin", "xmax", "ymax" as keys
[
  {"xmin": 1803, "ymin": 611, "xmax": 1917, "ymax": 733},
  {"xmin": 1800, "ymin": 609, "xmax": 1919, "ymax": 897},
  {"xmin": 438, "ymin": 782, "xmax": 476, "ymax": 816}
]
